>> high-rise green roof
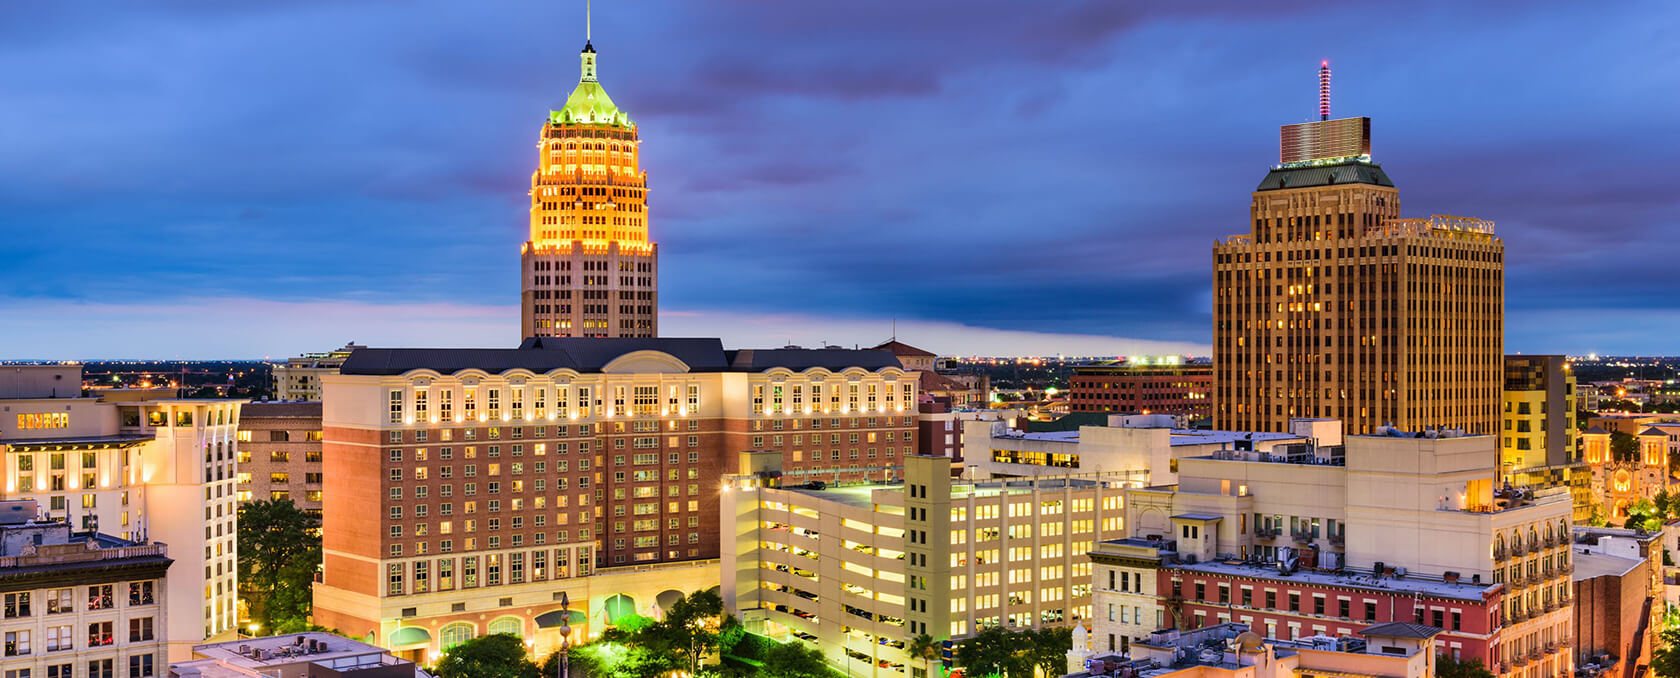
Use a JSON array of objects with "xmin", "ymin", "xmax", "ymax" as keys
[{"xmin": 550, "ymin": 42, "xmax": 632, "ymax": 128}]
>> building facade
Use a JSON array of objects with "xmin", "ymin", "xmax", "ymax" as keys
[
  {"xmin": 1108, "ymin": 430, "xmax": 1572, "ymax": 678},
  {"xmin": 1212, "ymin": 107, "xmax": 1503, "ymax": 436},
  {"xmin": 1068, "ymin": 360, "xmax": 1213, "ymax": 420},
  {"xmin": 1569, "ymin": 529, "xmax": 1658, "ymax": 678},
  {"xmin": 520, "ymin": 39, "xmax": 657, "ymax": 339},
  {"xmin": 271, "ymin": 344, "xmax": 362, "ymax": 402},
  {"xmin": 1581, "ymin": 427, "xmax": 1669, "ymax": 523},
  {"xmin": 234, "ymin": 402, "xmax": 324, "ymax": 517},
  {"xmin": 313, "ymin": 338, "xmax": 912, "ymax": 663},
  {"xmin": 722, "ymin": 454, "xmax": 1130, "ymax": 678},
  {"xmin": 1, "ymin": 366, "xmax": 242, "ymax": 660},
  {"xmin": 0, "ymin": 505, "xmax": 172, "ymax": 678},
  {"xmin": 1502, "ymin": 355, "xmax": 1583, "ymax": 520}
]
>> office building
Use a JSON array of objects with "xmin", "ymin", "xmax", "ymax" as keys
[
  {"xmin": 1068, "ymin": 359, "xmax": 1212, "ymax": 420},
  {"xmin": 168, "ymin": 632, "xmax": 430, "ymax": 678},
  {"xmin": 0, "ymin": 500, "xmax": 171, "ymax": 678},
  {"xmin": 234, "ymin": 402, "xmax": 324, "ymax": 516},
  {"xmin": 1212, "ymin": 72, "xmax": 1503, "ymax": 435},
  {"xmin": 1, "ymin": 365, "xmax": 243, "ymax": 660},
  {"xmin": 272, "ymin": 344, "xmax": 362, "ymax": 401},
  {"xmin": 521, "ymin": 34, "xmax": 657, "ymax": 339},
  {"xmin": 721, "ymin": 454, "xmax": 1130, "ymax": 678},
  {"xmin": 312, "ymin": 338, "xmax": 913, "ymax": 662},
  {"xmin": 1502, "ymin": 355, "xmax": 1583, "ymax": 519},
  {"xmin": 1102, "ymin": 426, "xmax": 1572, "ymax": 677}
]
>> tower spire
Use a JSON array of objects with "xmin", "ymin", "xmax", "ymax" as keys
[
  {"xmin": 579, "ymin": 0, "xmax": 598, "ymax": 83},
  {"xmin": 1319, "ymin": 60, "xmax": 1331, "ymax": 121}
]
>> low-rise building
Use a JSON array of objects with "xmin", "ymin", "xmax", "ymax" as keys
[
  {"xmin": 1090, "ymin": 427, "xmax": 1573, "ymax": 677},
  {"xmin": 272, "ymin": 344, "xmax": 363, "ymax": 402},
  {"xmin": 966, "ymin": 415, "xmax": 1326, "ymax": 485},
  {"xmin": 233, "ymin": 402, "xmax": 323, "ymax": 516},
  {"xmin": 1068, "ymin": 359, "xmax": 1212, "ymax": 421},
  {"xmin": 169, "ymin": 632, "xmax": 430, "ymax": 677},
  {"xmin": 0, "ymin": 500, "xmax": 172, "ymax": 678},
  {"xmin": 2, "ymin": 365, "xmax": 243, "ymax": 659},
  {"xmin": 722, "ymin": 454, "xmax": 1130, "ymax": 678},
  {"xmin": 1067, "ymin": 621, "xmax": 1442, "ymax": 678},
  {"xmin": 1570, "ymin": 527, "xmax": 1662, "ymax": 678}
]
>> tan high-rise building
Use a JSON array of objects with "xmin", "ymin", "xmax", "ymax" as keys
[
  {"xmin": 521, "ymin": 38, "xmax": 658, "ymax": 339},
  {"xmin": 1213, "ymin": 98, "xmax": 1503, "ymax": 435}
]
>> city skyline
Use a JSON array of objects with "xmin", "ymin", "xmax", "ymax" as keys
[{"xmin": 3, "ymin": 2, "xmax": 1677, "ymax": 358}]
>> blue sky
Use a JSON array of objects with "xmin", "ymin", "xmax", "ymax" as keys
[{"xmin": 2, "ymin": 2, "xmax": 1677, "ymax": 358}]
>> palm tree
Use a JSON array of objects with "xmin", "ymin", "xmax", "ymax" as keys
[{"xmin": 908, "ymin": 633, "xmax": 941, "ymax": 678}]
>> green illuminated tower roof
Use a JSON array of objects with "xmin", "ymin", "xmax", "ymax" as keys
[{"xmin": 550, "ymin": 41, "xmax": 633, "ymax": 128}]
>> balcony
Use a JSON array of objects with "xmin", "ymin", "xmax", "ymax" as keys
[
  {"xmin": 1508, "ymin": 573, "xmax": 1526, "ymax": 587},
  {"xmin": 1511, "ymin": 654, "xmax": 1529, "ymax": 668},
  {"xmin": 1528, "ymin": 648, "xmax": 1543, "ymax": 661},
  {"xmin": 1293, "ymin": 532, "xmax": 1314, "ymax": 544},
  {"xmin": 1494, "ymin": 546, "xmax": 1508, "ymax": 562},
  {"xmin": 1255, "ymin": 528, "xmax": 1279, "ymax": 540},
  {"xmin": 1560, "ymin": 562, "xmax": 1573, "ymax": 575},
  {"xmin": 1329, "ymin": 533, "xmax": 1345, "ymax": 545}
]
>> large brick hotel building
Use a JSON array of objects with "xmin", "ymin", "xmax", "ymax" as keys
[{"xmin": 313, "ymin": 338, "xmax": 916, "ymax": 662}]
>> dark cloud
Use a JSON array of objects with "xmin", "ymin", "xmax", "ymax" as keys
[{"xmin": 1, "ymin": 1, "xmax": 1677, "ymax": 356}]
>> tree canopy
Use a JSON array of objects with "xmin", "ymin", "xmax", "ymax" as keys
[
  {"xmin": 1437, "ymin": 654, "xmax": 1495, "ymax": 678},
  {"xmin": 760, "ymin": 641, "xmax": 832, "ymax": 678},
  {"xmin": 236, "ymin": 498, "xmax": 321, "ymax": 630},
  {"xmin": 434, "ymin": 633, "xmax": 539, "ymax": 678}
]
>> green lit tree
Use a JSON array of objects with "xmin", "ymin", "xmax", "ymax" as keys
[
  {"xmin": 1436, "ymin": 654, "xmax": 1495, "ymax": 678},
  {"xmin": 433, "ymin": 633, "xmax": 539, "ymax": 678},
  {"xmin": 1651, "ymin": 627, "xmax": 1680, "ymax": 678},
  {"xmin": 1028, "ymin": 628, "xmax": 1073, "ymax": 678},
  {"xmin": 236, "ymin": 498, "xmax": 321, "ymax": 630},
  {"xmin": 908, "ymin": 633, "xmax": 942, "ymax": 678},
  {"xmin": 761, "ymin": 641, "xmax": 832, "ymax": 678}
]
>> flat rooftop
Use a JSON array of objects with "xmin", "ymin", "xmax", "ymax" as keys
[
  {"xmin": 998, "ymin": 428, "xmax": 1304, "ymax": 446},
  {"xmin": 780, "ymin": 476, "xmax": 1124, "ymax": 510},
  {"xmin": 1571, "ymin": 551, "xmax": 1642, "ymax": 580},
  {"xmin": 1170, "ymin": 559, "xmax": 1497, "ymax": 602},
  {"xmin": 192, "ymin": 632, "xmax": 392, "ymax": 665}
]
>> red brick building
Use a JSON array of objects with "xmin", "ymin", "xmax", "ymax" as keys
[
  {"xmin": 1069, "ymin": 360, "xmax": 1213, "ymax": 419},
  {"xmin": 313, "ymin": 338, "xmax": 916, "ymax": 661},
  {"xmin": 1163, "ymin": 561, "xmax": 1504, "ymax": 665}
]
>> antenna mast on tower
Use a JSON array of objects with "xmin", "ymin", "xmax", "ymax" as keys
[{"xmin": 1319, "ymin": 60, "xmax": 1331, "ymax": 120}]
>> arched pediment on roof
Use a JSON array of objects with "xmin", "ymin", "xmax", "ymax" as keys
[
  {"xmin": 455, "ymin": 369, "xmax": 492, "ymax": 385},
  {"xmin": 601, "ymin": 350, "xmax": 691, "ymax": 374},
  {"xmin": 541, "ymin": 368, "xmax": 583, "ymax": 382},
  {"xmin": 503, "ymin": 369, "xmax": 537, "ymax": 385},
  {"xmin": 801, "ymin": 368, "xmax": 833, "ymax": 379},
  {"xmin": 405, "ymin": 369, "xmax": 445, "ymax": 385},
  {"xmin": 762, "ymin": 368, "xmax": 795, "ymax": 379}
]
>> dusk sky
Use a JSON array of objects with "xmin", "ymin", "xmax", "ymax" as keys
[{"xmin": 2, "ymin": 2, "xmax": 1677, "ymax": 359}]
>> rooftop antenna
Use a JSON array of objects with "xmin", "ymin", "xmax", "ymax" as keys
[
  {"xmin": 1318, "ymin": 60, "xmax": 1331, "ymax": 121},
  {"xmin": 892, "ymin": 317, "xmax": 897, "ymax": 342},
  {"xmin": 586, "ymin": 0, "xmax": 592, "ymax": 43}
]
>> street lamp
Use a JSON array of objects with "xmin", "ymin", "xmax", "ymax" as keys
[{"xmin": 558, "ymin": 592, "xmax": 571, "ymax": 678}]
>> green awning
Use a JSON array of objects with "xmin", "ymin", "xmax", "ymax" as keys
[
  {"xmin": 603, "ymin": 594, "xmax": 637, "ymax": 624},
  {"xmin": 390, "ymin": 627, "xmax": 431, "ymax": 647},
  {"xmin": 536, "ymin": 609, "xmax": 587, "ymax": 628}
]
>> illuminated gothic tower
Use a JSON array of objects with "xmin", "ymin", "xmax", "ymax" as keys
[{"xmin": 521, "ymin": 38, "xmax": 658, "ymax": 338}]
